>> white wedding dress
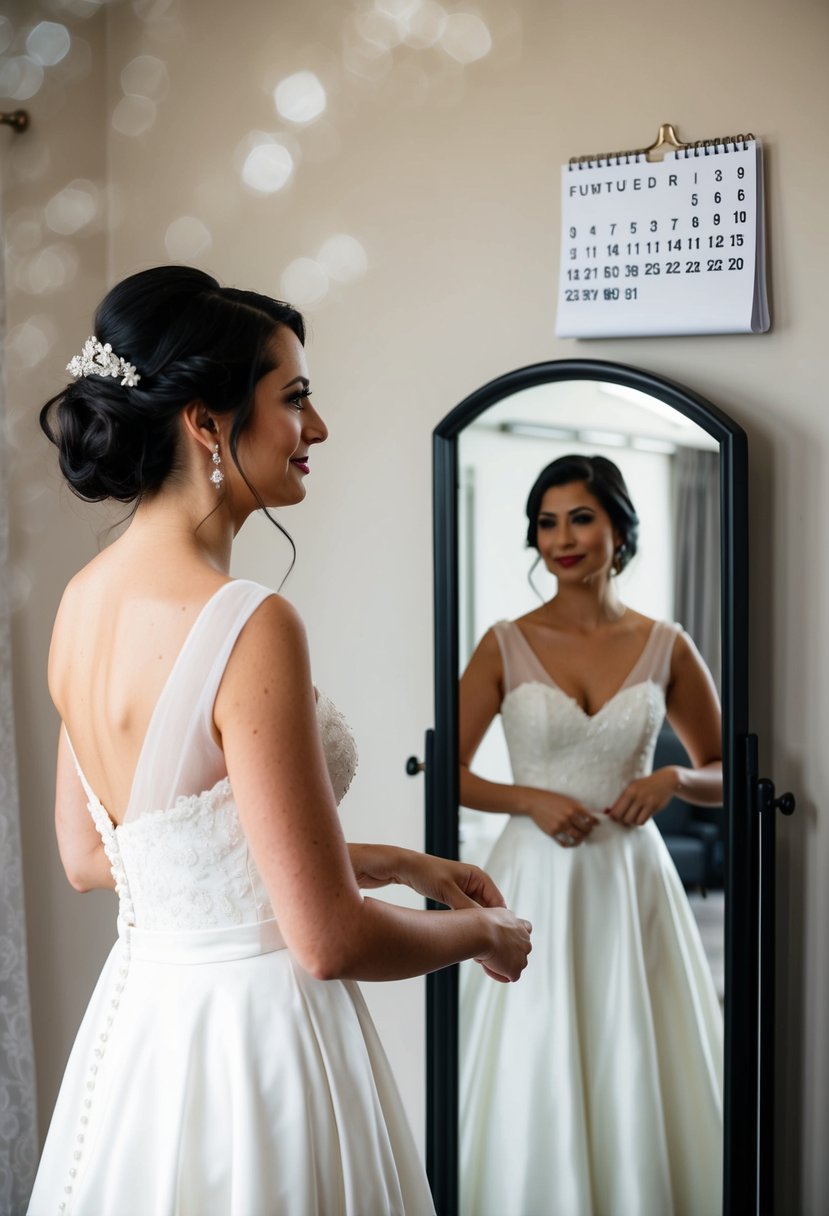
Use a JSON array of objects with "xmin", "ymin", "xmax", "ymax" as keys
[
  {"xmin": 460, "ymin": 620, "xmax": 723, "ymax": 1216},
  {"xmin": 28, "ymin": 579, "xmax": 435, "ymax": 1216}
]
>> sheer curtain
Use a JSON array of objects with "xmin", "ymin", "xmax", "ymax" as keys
[
  {"xmin": 672, "ymin": 446, "xmax": 722, "ymax": 690},
  {"xmin": 0, "ymin": 186, "xmax": 39, "ymax": 1213}
]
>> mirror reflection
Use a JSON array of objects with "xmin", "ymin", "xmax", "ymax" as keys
[{"xmin": 456, "ymin": 380, "xmax": 725, "ymax": 1216}]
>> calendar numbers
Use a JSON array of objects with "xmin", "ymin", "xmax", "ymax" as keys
[{"xmin": 557, "ymin": 140, "xmax": 763, "ymax": 336}]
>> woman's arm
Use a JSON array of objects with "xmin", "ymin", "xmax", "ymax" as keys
[
  {"xmin": 606, "ymin": 631, "xmax": 723, "ymax": 825},
  {"xmin": 348, "ymin": 843, "xmax": 507, "ymax": 909},
  {"xmin": 459, "ymin": 629, "xmax": 598, "ymax": 845},
  {"xmin": 54, "ymin": 729, "xmax": 116, "ymax": 893},
  {"xmin": 214, "ymin": 598, "xmax": 531, "ymax": 984}
]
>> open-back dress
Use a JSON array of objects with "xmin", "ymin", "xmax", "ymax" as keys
[{"xmin": 28, "ymin": 579, "xmax": 435, "ymax": 1216}]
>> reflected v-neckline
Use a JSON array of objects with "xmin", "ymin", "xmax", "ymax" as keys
[
  {"xmin": 65, "ymin": 579, "xmax": 238, "ymax": 828},
  {"xmin": 510, "ymin": 619, "xmax": 659, "ymax": 720}
]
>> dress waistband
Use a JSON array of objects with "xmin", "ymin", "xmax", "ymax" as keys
[{"xmin": 117, "ymin": 916, "xmax": 287, "ymax": 964}]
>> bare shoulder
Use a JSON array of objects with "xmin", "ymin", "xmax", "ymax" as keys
[{"xmin": 219, "ymin": 593, "xmax": 310, "ymax": 692}]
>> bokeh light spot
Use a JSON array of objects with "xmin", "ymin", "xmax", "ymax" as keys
[
  {"xmin": 164, "ymin": 216, "xmax": 212, "ymax": 260},
  {"xmin": 273, "ymin": 71, "xmax": 327, "ymax": 125},
  {"xmin": 241, "ymin": 141, "xmax": 294, "ymax": 195},
  {"xmin": 404, "ymin": 0, "xmax": 447, "ymax": 48},
  {"xmin": 7, "ymin": 316, "xmax": 57, "ymax": 370},
  {"xmin": 439, "ymin": 12, "xmax": 492, "ymax": 63},
  {"xmin": 0, "ymin": 56, "xmax": 45, "ymax": 101},
  {"xmin": 15, "ymin": 244, "xmax": 79, "ymax": 296},
  {"xmin": 317, "ymin": 234, "xmax": 368, "ymax": 284},
  {"xmin": 0, "ymin": 16, "xmax": 15, "ymax": 56},
  {"xmin": 26, "ymin": 21, "xmax": 71, "ymax": 66},
  {"xmin": 120, "ymin": 54, "xmax": 168, "ymax": 100},
  {"xmin": 280, "ymin": 259, "xmax": 328, "ymax": 309},
  {"xmin": 111, "ymin": 95, "xmax": 157, "ymax": 137},
  {"xmin": 45, "ymin": 180, "xmax": 100, "ymax": 235}
]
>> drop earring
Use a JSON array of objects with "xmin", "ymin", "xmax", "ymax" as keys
[{"xmin": 210, "ymin": 443, "xmax": 224, "ymax": 489}]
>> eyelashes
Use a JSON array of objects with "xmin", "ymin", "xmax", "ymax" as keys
[
  {"xmin": 538, "ymin": 513, "xmax": 595, "ymax": 528},
  {"xmin": 287, "ymin": 388, "xmax": 312, "ymax": 410}
]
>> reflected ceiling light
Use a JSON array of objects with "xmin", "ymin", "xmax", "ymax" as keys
[
  {"xmin": 280, "ymin": 258, "xmax": 329, "ymax": 309},
  {"xmin": 497, "ymin": 422, "xmax": 573, "ymax": 442},
  {"xmin": 111, "ymin": 95, "xmax": 156, "ymax": 136},
  {"xmin": 597, "ymin": 382, "xmax": 699, "ymax": 430},
  {"xmin": 578, "ymin": 429, "xmax": 627, "ymax": 448},
  {"xmin": 630, "ymin": 437, "xmax": 677, "ymax": 455},
  {"xmin": 439, "ymin": 12, "xmax": 492, "ymax": 63},
  {"xmin": 241, "ymin": 141, "xmax": 294, "ymax": 194},
  {"xmin": 45, "ymin": 180, "xmax": 99, "ymax": 235},
  {"xmin": 26, "ymin": 21, "xmax": 71, "ymax": 66},
  {"xmin": 164, "ymin": 216, "xmax": 212, "ymax": 260},
  {"xmin": 316, "ymin": 234, "xmax": 368, "ymax": 283},
  {"xmin": 274, "ymin": 70, "xmax": 326, "ymax": 124},
  {"xmin": 121, "ymin": 54, "xmax": 168, "ymax": 100}
]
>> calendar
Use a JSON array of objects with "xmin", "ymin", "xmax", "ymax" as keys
[{"xmin": 555, "ymin": 134, "xmax": 768, "ymax": 339}]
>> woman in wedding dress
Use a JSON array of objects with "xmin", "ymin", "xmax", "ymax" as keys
[
  {"xmin": 458, "ymin": 455, "xmax": 724, "ymax": 1216},
  {"xmin": 27, "ymin": 265, "xmax": 532, "ymax": 1216}
]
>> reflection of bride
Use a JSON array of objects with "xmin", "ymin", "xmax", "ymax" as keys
[{"xmin": 459, "ymin": 455, "xmax": 724, "ymax": 1216}]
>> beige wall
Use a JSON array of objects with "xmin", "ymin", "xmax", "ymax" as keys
[
  {"xmin": 6, "ymin": 0, "xmax": 828, "ymax": 1209},
  {"xmin": 3, "ymin": 0, "xmax": 116, "ymax": 1147}
]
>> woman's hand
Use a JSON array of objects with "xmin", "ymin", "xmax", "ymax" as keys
[
  {"xmin": 349, "ymin": 844, "xmax": 506, "ymax": 909},
  {"xmin": 605, "ymin": 766, "xmax": 680, "ymax": 827},
  {"xmin": 522, "ymin": 787, "xmax": 599, "ymax": 848},
  {"xmin": 475, "ymin": 907, "xmax": 533, "ymax": 982}
]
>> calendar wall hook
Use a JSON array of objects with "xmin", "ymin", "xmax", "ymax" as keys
[{"xmin": 645, "ymin": 123, "xmax": 687, "ymax": 162}]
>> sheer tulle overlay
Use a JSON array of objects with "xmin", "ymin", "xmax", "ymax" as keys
[
  {"xmin": 28, "ymin": 581, "xmax": 434, "ymax": 1216},
  {"xmin": 460, "ymin": 621, "xmax": 723, "ymax": 1216}
]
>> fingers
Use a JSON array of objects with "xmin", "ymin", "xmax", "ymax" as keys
[
  {"xmin": 553, "ymin": 809, "xmax": 598, "ymax": 847},
  {"xmin": 465, "ymin": 866, "xmax": 508, "ymax": 909}
]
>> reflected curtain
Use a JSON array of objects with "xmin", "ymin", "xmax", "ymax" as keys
[
  {"xmin": 0, "ymin": 188, "xmax": 39, "ymax": 1212},
  {"xmin": 672, "ymin": 447, "xmax": 721, "ymax": 690}
]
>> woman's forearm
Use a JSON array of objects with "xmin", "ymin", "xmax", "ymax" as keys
[
  {"xmin": 321, "ymin": 898, "xmax": 496, "ymax": 982},
  {"xmin": 460, "ymin": 767, "xmax": 537, "ymax": 816},
  {"xmin": 671, "ymin": 761, "xmax": 723, "ymax": 807}
]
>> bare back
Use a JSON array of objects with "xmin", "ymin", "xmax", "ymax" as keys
[{"xmin": 49, "ymin": 541, "xmax": 231, "ymax": 824}]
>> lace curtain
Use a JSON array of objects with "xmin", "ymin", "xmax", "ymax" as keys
[{"xmin": 0, "ymin": 187, "xmax": 39, "ymax": 1213}]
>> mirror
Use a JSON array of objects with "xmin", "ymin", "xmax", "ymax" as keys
[{"xmin": 426, "ymin": 360, "xmax": 759, "ymax": 1216}]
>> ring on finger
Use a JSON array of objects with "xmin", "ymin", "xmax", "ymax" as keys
[{"xmin": 554, "ymin": 831, "xmax": 576, "ymax": 846}]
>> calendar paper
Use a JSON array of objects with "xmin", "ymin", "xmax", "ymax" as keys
[{"xmin": 555, "ymin": 140, "xmax": 768, "ymax": 339}]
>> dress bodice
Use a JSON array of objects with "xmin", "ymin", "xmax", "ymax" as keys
[
  {"xmin": 68, "ymin": 582, "xmax": 358, "ymax": 933},
  {"xmin": 493, "ymin": 618, "xmax": 680, "ymax": 818}
]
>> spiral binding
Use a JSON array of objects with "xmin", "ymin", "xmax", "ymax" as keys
[{"xmin": 568, "ymin": 131, "xmax": 755, "ymax": 169}]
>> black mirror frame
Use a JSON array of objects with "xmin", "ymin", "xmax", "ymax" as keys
[{"xmin": 426, "ymin": 358, "xmax": 758, "ymax": 1216}]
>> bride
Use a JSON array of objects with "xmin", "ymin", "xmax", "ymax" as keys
[
  {"xmin": 458, "ymin": 454, "xmax": 723, "ymax": 1216},
  {"xmin": 27, "ymin": 265, "xmax": 532, "ymax": 1215}
]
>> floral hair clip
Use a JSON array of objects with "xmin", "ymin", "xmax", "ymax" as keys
[{"xmin": 67, "ymin": 336, "xmax": 141, "ymax": 388}]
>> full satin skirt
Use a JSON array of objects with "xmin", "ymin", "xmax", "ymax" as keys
[
  {"xmin": 29, "ymin": 920, "xmax": 434, "ymax": 1216},
  {"xmin": 460, "ymin": 817, "xmax": 723, "ymax": 1216}
]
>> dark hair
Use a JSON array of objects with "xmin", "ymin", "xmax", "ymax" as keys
[
  {"xmin": 525, "ymin": 454, "xmax": 640, "ymax": 573},
  {"xmin": 40, "ymin": 265, "xmax": 305, "ymax": 507}
]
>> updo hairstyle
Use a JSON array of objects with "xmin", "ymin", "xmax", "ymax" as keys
[
  {"xmin": 525, "ymin": 454, "xmax": 640, "ymax": 574},
  {"xmin": 40, "ymin": 265, "xmax": 305, "ymax": 504}
]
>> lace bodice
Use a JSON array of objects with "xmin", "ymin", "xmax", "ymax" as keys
[
  {"xmin": 493, "ymin": 619, "xmax": 680, "ymax": 823},
  {"xmin": 68, "ymin": 582, "xmax": 358, "ymax": 932}
]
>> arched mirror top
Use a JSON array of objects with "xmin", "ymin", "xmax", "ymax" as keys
[{"xmin": 434, "ymin": 358, "xmax": 745, "ymax": 451}]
